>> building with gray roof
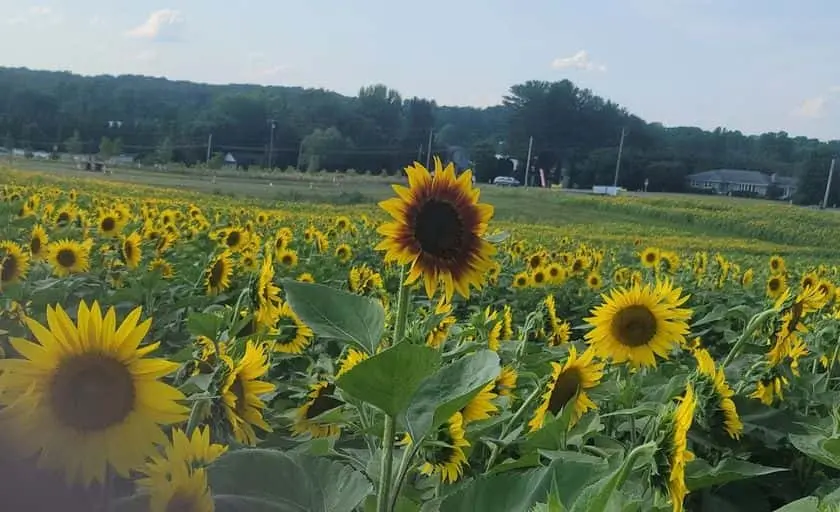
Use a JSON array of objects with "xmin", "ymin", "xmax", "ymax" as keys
[{"xmin": 686, "ymin": 169, "xmax": 797, "ymax": 199}]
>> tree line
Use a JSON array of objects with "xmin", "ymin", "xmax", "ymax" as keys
[{"xmin": 0, "ymin": 66, "xmax": 837, "ymax": 204}]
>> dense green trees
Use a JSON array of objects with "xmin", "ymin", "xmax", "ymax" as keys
[{"xmin": 0, "ymin": 66, "xmax": 837, "ymax": 199}]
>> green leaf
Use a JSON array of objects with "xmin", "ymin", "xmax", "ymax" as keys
[
  {"xmin": 208, "ymin": 448, "xmax": 371, "ymax": 512},
  {"xmin": 187, "ymin": 311, "xmax": 223, "ymax": 339},
  {"xmin": 440, "ymin": 455, "xmax": 609, "ymax": 512},
  {"xmin": 772, "ymin": 497, "xmax": 820, "ymax": 512},
  {"xmin": 789, "ymin": 434, "xmax": 840, "ymax": 470},
  {"xmin": 569, "ymin": 442, "xmax": 657, "ymax": 512},
  {"xmin": 282, "ymin": 280, "xmax": 384, "ymax": 354},
  {"xmin": 405, "ymin": 349, "xmax": 500, "ymax": 442},
  {"xmin": 685, "ymin": 458, "xmax": 788, "ymax": 491},
  {"xmin": 336, "ymin": 342, "xmax": 440, "ymax": 416},
  {"xmin": 690, "ymin": 304, "xmax": 728, "ymax": 328}
]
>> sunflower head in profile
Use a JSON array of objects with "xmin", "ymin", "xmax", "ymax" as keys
[
  {"xmin": 691, "ymin": 348, "xmax": 742, "ymax": 440},
  {"xmin": 459, "ymin": 382, "xmax": 498, "ymax": 424},
  {"xmin": 270, "ymin": 302, "xmax": 314, "ymax": 354},
  {"xmin": 29, "ymin": 224, "xmax": 48, "ymax": 261},
  {"xmin": 528, "ymin": 346, "xmax": 604, "ymax": 432},
  {"xmin": 205, "ymin": 251, "xmax": 234, "ymax": 296},
  {"xmin": 220, "ymin": 341, "xmax": 276, "ymax": 446},
  {"xmin": 419, "ymin": 412, "xmax": 470, "ymax": 484},
  {"xmin": 291, "ymin": 381, "xmax": 344, "ymax": 438},
  {"xmin": 375, "ymin": 158, "xmax": 496, "ymax": 302},
  {"xmin": 149, "ymin": 258, "xmax": 175, "ymax": 279},
  {"xmin": 0, "ymin": 240, "xmax": 30, "ymax": 287},
  {"xmin": 121, "ymin": 232, "xmax": 143, "ymax": 269},
  {"xmin": 741, "ymin": 268, "xmax": 754, "ymax": 287},
  {"xmin": 584, "ymin": 280, "xmax": 692, "ymax": 368},
  {"xmin": 47, "ymin": 239, "xmax": 91, "ymax": 277},
  {"xmin": 652, "ymin": 384, "xmax": 696, "ymax": 512},
  {"xmin": 493, "ymin": 366, "xmax": 518, "ymax": 399},
  {"xmin": 766, "ymin": 275, "xmax": 787, "ymax": 300},
  {"xmin": 334, "ymin": 243, "xmax": 353, "ymax": 264},
  {"xmin": 0, "ymin": 301, "xmax": 188, "ymax": 485}
]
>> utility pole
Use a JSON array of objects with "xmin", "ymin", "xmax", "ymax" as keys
[
  {"xmin": 425, "ymin": 129, "xmax": 434, "ymax": 169},
  {"xmin": 612, "ymin": 127, "xmax": 626, "ymax": 188},
  {"xmin": 205, "ymin": 134, "xmax": 213, "ymax": 165},
  {"xmin": 417, "ymin": 144, "xmax": 423, "ymax": 162},
  {"xmin": 822, "ymin": 157, "xmax": 836, "ymax": 209},
  {"xmin": 267, "ymin": 120, "xmax": 277, "ymax": 170},
  {"xmin": 523, "ymin": 136, "xmax": 533, "ymax": 187}
]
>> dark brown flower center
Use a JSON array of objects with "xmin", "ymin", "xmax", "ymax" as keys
[
  {"xmin": 1, "ymin": 253, "xmax": 18, "ymax": 282},
  {"xmin": 101, "ymin": 217, "xmax": 116, "ymax": 232},
  {"xmin": 123, "ymin": 240, "xmax": 135, "ymax": 261},
  {"xmin": 57, "ymin": 212, "xmax": 71, "ymax": 225},
  {"xmin": 769, "ymin": 278, "xmax": 780, "ymax": 291},
  {"xmin": 50, "ymin": 354, "xmax": 136, "ymax": 431},
  {"xmin": 413, "ymin": 199, "xmax": 464, "ymax": 260},
  {"xmin": 226, "ymin": 230, "xmax": 241, "ymax": 247},
  {"xmin": 534, "ymin": 272, "xmax": 545, "ymax": 284},
  {"xmin": 30, "ymin": 235, "xmax": 41, "ymax": 255},
  {"xmin": 56, "ymin": 248, "xmax": 77, "ymax": 268},
  {"xmin": 209, "ymin": 259, "xmax": 225, "ymax": 287},
  {"xmin": 547, "ymin": 368, "xmax": 581, "ymax": 414},
  {"xmin": 166, "ymin": 492, "xmax": 202, "ymax": 512},
  {"xmin": 611, "ymin": 305, "xmax": 657, "ymax": 347},
  {"xmin": 306, "ymin": 384, "xmax": 342, "ymax": 419},
  {"xmin": 645, "ymin": 252, "xmax": 656, "ymax": 263}
]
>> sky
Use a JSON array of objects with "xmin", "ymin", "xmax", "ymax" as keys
[{"xmin": 1, "ymin": 0, "xmax": 839, "ymax": 141}]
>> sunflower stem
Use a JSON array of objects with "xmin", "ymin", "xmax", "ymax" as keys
[
  {"xmin": 389, "ymin": 443, "xmax": 421, "ymax": 511},
  {"xmin": 721, "ymin": 307, "xmax": 777, "ymax": 368},
  {"xmin": 185, "ymin": 397, "xmax": 209, "ymax": 436},
  {"xmin": 377, "ymin": 267, "xmax": 410, "ymax": 512},
  {"xmin": 484, "ymin": 382, "xmax": 544, "ymax": 471}
]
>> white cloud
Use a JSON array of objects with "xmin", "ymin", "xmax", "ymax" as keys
[
  {"xmin": 550, "ymin": 51, "xmax": 606, "ymax": 72},
  {"xmin": 126, "ymin": 9, "xmax": 185, "ymax": 41},
  {"xmin": 792, "ymin": 97, "xmax": 827, "ymax": 119},
  {"xmin": 6, "ymin": 6, "xmax": 62, "ymax": 26}
]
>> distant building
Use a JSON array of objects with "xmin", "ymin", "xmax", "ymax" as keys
[
  {"xmin": 686, "ymin": 169, "xmax": 797, "ymax": 199},
  {"xmin": 223, "ymin": 152, "xmax": 237, "ymax": 169}
]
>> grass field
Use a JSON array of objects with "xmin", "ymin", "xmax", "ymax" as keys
[{"xmin": 2, "ymin": 161, "xmax": 840, "ymax": 511}]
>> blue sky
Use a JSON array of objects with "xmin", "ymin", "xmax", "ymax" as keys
[{"xmin": 2, "ymin": 0, "xmax": 839, "ymax": 140}]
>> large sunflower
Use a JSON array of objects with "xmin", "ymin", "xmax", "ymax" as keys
[
  {"xmin": 419, "ymin": 412, "xmax": 470, "ymax": 484},
  {"xmin": 205, "ymin": 251, "xmax": 234, "ymax": 295},
  {"xmin": 121, "ymin": 231, "xmax": 143, "ymax": 269},
  {"xmin": 585, "ymin": 281, "xmax": 692, "ymax": 368},
  {"xmin": 221, "ymin": 341, "xmax": 276, "ymax": 446},
  {"xmin": 47, "ymin": 239, "xmax": 91, "ymax": 277},
  {"xmin": 0, "ymin": 240, "xmax": 30, "ymax": 286},
  {"xmin": 528, "ymin": 346, "xmax": 604, "ymax": 432},
  {"xmin": 376, "ymin": 158, "xmax": 496, "ymax": 302},
  {"xmin": 0, "ymin": 301, "xmax": 188, "ymax": 485}
]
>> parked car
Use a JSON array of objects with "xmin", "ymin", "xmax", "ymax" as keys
[{"xmin": 492, "ymin": 176, "xmax": 521, "ymax": 187}]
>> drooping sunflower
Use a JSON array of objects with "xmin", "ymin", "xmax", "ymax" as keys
[
  {"xmin": 658, "ymin": 384, "xmax": 696, "ymax": 512},
  {"xmin": 149, "ymin": 257, "xmax": 174, "ymax": 279},
  {"xmin": 427, "ymin": 314, "xmax": 456, "ymax": 348},
  {"xmin": 376, "ymin": 158, "xmax": 496, "ymax": 302},
  {"xmin": 419, "ymin": 412, "xmax": 470, "ymax": 484},
  {"xmin": 271, "ymin": 301, "xmax": 314, "ymax": 354},
  {"xmin": 291, "ymin": 381, "xmax": 343, "ymax": 438},
  {"xmin": 29, "ymin": 224, "xmax": 48, "ymax": 260},
  {"xmin": 220, "ymin": 341, "xmax": 276, "ymax": 446},
  {"xmin": 692, "ymin": 348, "xmax": 742, "ymax": 440},
  {"xmin": 334, "ymin": 243, "xmax": 353, "ymax": 264},
  {"xmin": 741, "ymin": 268, "xmax": 754, "ymax": 287},
  {"xmin": 528, "ymin": 346, "xmax": 605, "ymax": 432},
  {"xmin": 253, "ymin": 251, "xmax": 282, "ymax": 329},
  {"xmin": 459, "ymin": 382, "xmax": 498, "ymax": 424},
  {"xmin": 148, "ymin": 464, "xmax": 215, "ymax": 512},
  {"xmin": 205, "ymin": 251, "xmax": 234, "ymax": 295},
  {"xmin": 47, "ymin": 239, "xmax": 91, "ymax": 277},
  {"xmin": 585, "ymin": 281, "xmax": 692, "ymax": 368},
  {"xmin": 750, "ymin": 374, "xmax": 788, "ymax": 405},
  {"xmin": 0, "ymin": 241, "xmax": 30, "ymax": 286},
  {"xmin": 136, "ymin": 426, "xmax": 227, "ymax": 489},
  {"xmin": 121, "ymin": 231, "xmax": 142, "ymax": 269},
  {"xmin": 0, "ymin": 301, "xmax": 188, "ymax": 485}
]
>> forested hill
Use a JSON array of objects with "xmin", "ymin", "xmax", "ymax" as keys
[{"xmin": 0, "ymin": 66, "xmax": 838, "ymax": 201}]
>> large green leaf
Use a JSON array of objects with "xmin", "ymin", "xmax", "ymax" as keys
[
  {"xmin": 789, "ymin": 434, "xmax": 840, "ymax": 470},
  {"xmin": 282, "ymin": 279, "xmax": 384, "ymax": 354},
  {"xmin": 336, "ymin": 342, "xmax": 440, "ymax": 416},
  {"xmin": 685, "ymin": 458, "xmax": 788, "ymax": 491},
  {"xmin": 772, "ymin": 497, "xmax": 820, "ymax": 512},
  {"xmin": 187, "ymin": 311, "xmax": 224, "ymax": 339},
  {"xmin": 208, "ymin": 448, "xmax": 371, "ymax": 512},
  {"xmin": 404, "ymin": 349, "xmax": 500, "ymax": 442},
  {"xmin": 440, "ymin": 454, "xmax": 608, "ymax": 512},
  {"xmin": 569, "ymin": 443, "xmax": 657, "ymax": 512}
]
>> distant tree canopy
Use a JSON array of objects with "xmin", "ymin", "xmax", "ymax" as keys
[{"xmin": 0, "ymin": 66, "xmax": 837, "ymax": 199}]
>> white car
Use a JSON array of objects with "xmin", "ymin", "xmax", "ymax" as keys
[{"xmin": 492, "ymin": 176, "xmax": 521, "ymax": 187}]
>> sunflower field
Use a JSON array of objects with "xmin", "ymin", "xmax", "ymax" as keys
[{"xmin": 1, "ymin": 161, "xmax": 840, "ymax": 512}]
